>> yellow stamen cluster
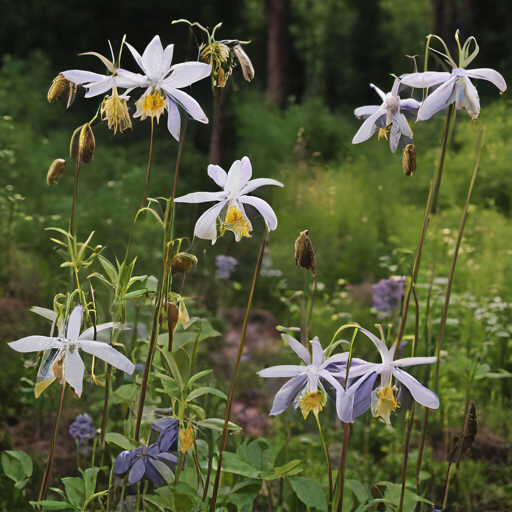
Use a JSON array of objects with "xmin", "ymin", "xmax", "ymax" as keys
[
  {"xmin": 101, "ymin": 92, "xmax": 132, "ymax": 134},
  {"xmin": 135, "ymin": 88, "xmax": 166, "ymax": 122},
  {"xmin": 378, "ymin": 127, "xmax": 389, "ymax": 141},
  {"xmin": 201, "ymin": 41, "xmax": 232, "ymax": 87},
  {"xmin": 300, "ymin": 392, "xmax": 324, "ymax": 420},
  {"xmin": 221, "ymin": 205, "xmax": 252, "ymax": 241},
  {"xmin": 371, "ymin": 385, "xmax": 400, "ymax": 426}
]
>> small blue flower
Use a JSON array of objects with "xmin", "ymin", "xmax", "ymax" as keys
[
  {"xmin": 152, "ymin": 417, "xmax": 180, "ymax": 452},
  {"xmin": 372, "ymin": 277, "xmax": 405, "ymax": 314},
  {"xmin": 69, "ymin": 413, "xmax": 96, "ymax": 441},
  {"xmin": 215, "ymin": 255, "xmax": 238, "ymax": 279}
]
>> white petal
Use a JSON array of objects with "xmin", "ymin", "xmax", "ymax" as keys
[
  {"xmin": 391, "ymin": 78, "xmax": 400, "ymax": 96},
  {"xmin": 67, "ymin": 305, "xmax": 83, "ymax": 340},
  {"xmin": 174, "ymin": 191, "xmax": 226, "ymax": 204},
  {"xmin": 84, "ymin": 78, "xmax": 114, "ymax": 98},
  {"xmin": 345, "ymin": 362, "xmax": 383, "ymax": 379},
  {"xmin": 239, "ymin": 196, "xmax": 278, "ymax": 231},
  {"xmin": 338, "ymin": 371, "xmax": 377, "ymax": 423},
  {"xmin": 352, "ymin": 107, "xmax": 386, "ymax": 144},
  {"xmin": 208, "ymin": 165, "xmax": 227, "ymax": 189},
  {"xmin": 399, "ymin": 98, "xmax": 421, "ymax": 112},
  {"xmin": 357, "ymin": 327, "xmax": 390, "ymax": 363},
  {"xmin": 392, "ymin": 368, "xmax": 439, "ymax": 409},
  {"xmin": 282, "ymin": 334, "xmax": 311, "ymax": 365},
  {"xmin": 354, "ymin": 105, "xmax": 379, "ymax": 118},
  {"xmin": 79, "ymin": 322, "xmax": 116, "ymax": 341},
  {"xmin": 257, "ymin": 365, "xmax": 306, "ymax": 378},
  {"xmin": 389, "ymin": 118, "xmax": 400, "ymax": 153},
  {"xmin": 393, "ymin": 356, "xmax": 437, "ymax": 368},
  {"xmin": 462, "ymin": 77, "xmax": 480, "ymax": 119},
  {"xmin": 370, "ymin": 83, "xmax": 387, "ymax": 102},
  {"xmin": 397, "ymin": 112, "xmax": 412, "ymax": 138},
  {"xmin": 116, "ymin": 68, "xmax": 150, "ymax": 88},
  {"xmin": 65, "ymin": 349, "xmax": 85, "ymax": 397},
  {"xmin": 164, "ymin": 62, "xmax": 211, "ymax": 88},
  {"xmin": 141, "ymin": 35, "xmax": 164, "ymax": 82},
  {"xmin": 61, "ymin": 70, "xmax": 106, "ymax": 85},
  {"xmin": 320, "ymin": 352, "xmax": 349, "ymax": 369},
  {"xmin": 78, "ymin": 340, "xmax": 135, "ymax": 375},
  {"xmin": 269, "ymin": 375, "xmax": 307, "ymax": 416},
  {"xmin": 166, "ymin": 98, "xmax": 181, "ymax": 141},
  {"xmin": 9, "ymin": 336, "xmax": 58, "ymax": 353},
  {"xmin": 465, "ymin": 68, "xmax": 507, "ymax": 92},
  {"xmin": 162, "ymin": 44, "xmax": 174, "ymax": 72},
  {"xmin": 400, "ymin": 71, "xmax": 451, "ymax": 88},
  {"xmin": 240, "ymin": 156, "xmax": 252, "ymax": 187},
  {"xmin": 194, "ymin": 200, "xmax": 227, "ymax": 243},
  {"xmin": 417, "ymin": 76, "xmax": 457, "ymax": 121},
  {"xmin": 239, "ymin": 178, "xmax": 284, "ymax": 195},
  {"xmin": 124, "ymin": 41, "xmax": 145, "ymax": 72},
  {"xmin": 161, "ymin": 85, "xmax": 208, "ymax": 123},
  {"xmin": 310, "ymin": 337, "xmax": 324, "ymax": 367},
  {"xmin": 224, "ymin": 160, "xmax": 242, "ymax": 193}
]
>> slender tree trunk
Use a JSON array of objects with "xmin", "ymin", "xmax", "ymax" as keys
[{"xmin": 265, "ymin": 0, "xmax": 290, "ymax": 109}]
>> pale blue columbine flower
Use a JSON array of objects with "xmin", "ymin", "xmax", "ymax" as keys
[
  {"xmin": 69, "ymin": 413, "xmax": 96, "ymax": 441},
  {"xmin": 8, "ymin": 305, "xmax": 135, "ymax": 397},
  {"xmin": 175, "ymin": 156, "xmax": 283, "ymax": 244},
  {"xmin": 215, "ymin": 255, "xmax": 238, "ymax": 279},
  {"xmin": 372, "ymin": 276, "xmax": 406, "ymax": 314},
  {"xmin": 257, "ymin": 335, "xmax": 347, "ymax": 417},
  {"xmin": 352, "ymin": 78, "xmax": 420, "ymax": 153},
  {"xmin": 338, "ymin": 327, "xmax": 439, "ymax": 425}
]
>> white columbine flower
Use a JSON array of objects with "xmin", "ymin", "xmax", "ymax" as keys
[
  {"xmin": 339, "ymin": 327, "xmax": 439, "ymax": 425},
  {"xmin": 174, "ymin": 156, "xmax": 283, "ymax": 244},
  {"xmin": 257, "ymin": 335, "xmax": 347, "ymax": 418},
  {"xmin": 115, "ymin": 35, "xmax": 211, "ymax": 140},
  {"xmin": 352, "ymin": 78, "xmax": 420, "ymax": 153},
  {"xmin": 9, "ymin": 305, "xmax": 135, "ymax": 397}
]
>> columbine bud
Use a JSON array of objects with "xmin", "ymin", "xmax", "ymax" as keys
[
  {"xmin": 402, "ymin": 144, "xmax": 416, "ymax": 176},
  {"xmin": 166, "ymin": 302, "xmax": 179, "ymax": 352},
  {"xmin": 47, "ymin": 159, "xmax": 66, "ymax": 186},
  {"xmin": 101, "ymin": 92, "xmax": 132, "ymax": 135},
  {"xmin": 294, "ymin": 230, "xmax": 316, "ymax": 276},
  {"xmin": 70, "ymin": 123, "xmax": 95, "ymax": 164},
  {"xmin": 48, "ymin": 74, "xmax": 77, "ymax": 108},
  {"xmin": 179, "ymin": 423, "xmax": 195, "ymax": 453},
  {"xmin": 171, "ymin": 253, "xmax": 198, "ymax": 274}
]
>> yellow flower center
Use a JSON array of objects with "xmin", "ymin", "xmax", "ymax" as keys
[
  {"xmin": 135, "ymin": 88, "xmax": 166, "ymax": 122},
  {"xmin": 300, "ymin": 391, "xmax": 324, "ymax": 420},
  {"xmin": 378, "ymin": 127, "xmax": 389, "ymax": 141},
  {"xmin": 371, "ymin": 385, "xmax": 400, "ymax": 426},
  {"xmin": 221, "ymin": 205, "xmax": 252, "ymax": 241}
]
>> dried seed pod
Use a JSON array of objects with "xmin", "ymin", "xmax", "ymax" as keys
[
  {"xmin": 101, "ymin": 93, "xmax": 132, "ymax": 134},
  {"xmin": 295, "ymin": 230, "xmax": 316, "ymax": 276},
  {"xmin": 166, "ymin": 302, "xmax": 180, "ymax": 352},
  {"xmin": 233, "ymin": 44, "xmax": 254, "ymax": 82},
  {"xmin": 70, "ymin": 123, "xmax": 95, "ymax": 164},
  {"xmin": 171, "ymin": 252, "xmax": 198, "ymax": 274},
  {"xmin": 47, "ymin": 159, "xmax": 66, "ymax": 186},
  {"xmin": 402, "ymin": 144, "xmax": 416, "ymax": 176},
  {"xmin": 48, "ymin": 74, "xmax": 77, "ymax": 108}
]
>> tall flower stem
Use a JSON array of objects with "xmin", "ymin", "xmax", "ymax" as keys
[
  {"xmin": 39, "ymin": 383, "xmax": 66, "ymax": 501},
  {"xmin": 70, "ymin": 159, "xmax": 82, "ymax": 234},
  {"xmin": 141, "ymin": 118, "xmax": 155, "ymax": 209},
  {"xmin": 333, "ymin": 422, "xmax": 352, "ymax": 512},
  {"xmin": 314, "ymin": 412, "xmax": 333, "ymax": 504},
  {"xmin": 209, "ymin": 231, "xmax": 268, "ymax": 512}
]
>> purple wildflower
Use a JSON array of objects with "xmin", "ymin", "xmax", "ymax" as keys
[
  {"xmin": 69, "ymin": 413, "xmax": 96, "ymax": 441},
  {"xmin": 152, "ymin": 417, "xmax": 180, "ymax": 452},
  {"xmin": 215, "ymin": 255, "xmax": 238, "ymax": 279},
  {"xmin": 372, "ymin": 276, "xmax": 405, "ymax": 313}
]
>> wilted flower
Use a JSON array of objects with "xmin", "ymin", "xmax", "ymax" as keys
[
  {"xmin": 47, "ymin": 74, "xmax": 77, "ymax": 108},
  {"xmin": 70, "ymin": 123, "xmax": 95, "ymax": 164},
  {"xmin": 152, "ymin": 417, "xmax": 180, "ymax": 452},
  {"xmin": 174, "ymin": 156, "xmax": 283, "ymax": 244},
  {"xmin": 115, "ymin": 35, "xmax": 211, "ymax": 140},
  {"xmin": 402, "ymin": 144, "xmax": 416, "ymax": 176},
  {"xmin": 353, "ymin": 78, "xmax": 420, "ymax": 153},
  {"xmin": 294, "ymin": 230, "xmax": 316, "ymax": 275},
  {"xmin": 69, "ymin": 413, "xmax": 96, "ymax": 440},
  {"xmin": 257, "ymin": 335, "xmax": 347, "ymax": 417},
  {"xmin": 372, "ymin": 276, "xmax": 406, "ymax": 314},
  {"xmin": 9, "ymin": 305, "xmax": 135, "ymax": 397},
  {"xmin": 101, "ymin": 88, "xmax": 132, "ymax": 134},
  {"xmin": 338, "ymin": 327, "xmax": 439, "ymax": 425},
  {"xmin": 215, "ymin": 255, "xmax": 238, "ymax": 279},
  {"xmin": 47, "ymin": 159, "xmax": 65, "ymax": 186},
  {"xmin": 179, "ymin": 424, "xmax": 195, "ymax": 453},
  {"xmin": 400, "ymin": 32, "xmax": 507, "ymax": 121},
  {"xmin": 113, "ymin": 442, "xmax": 177, "ymax": 487}
]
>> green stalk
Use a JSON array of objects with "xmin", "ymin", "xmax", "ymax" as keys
[
  {"xmin": 333, "ymin": 422, "xmax": 352, "ymax": 512},
  {"xmin": 141, "ymin": 117, "xmax": 155, "ymax": 208},
  {"xmin": 69, "ymin": 159, "xmax": 81, "ymax": 235},
  {"xmin": 314, "ymin": 412, "xmax": 333, "ymax": 504},
  {"xmin": 209, "ymin": 231, "xmax": 268, "ymax": 512}
]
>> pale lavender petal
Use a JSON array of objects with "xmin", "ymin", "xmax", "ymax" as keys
[
  {"xmin": 194, "ymin": 200, "xmax": 227, "ymax": 243},
  {"xmin": 269, "ymin": 375, "xmax": 307, "ymax": 415},
  {"xmin": 61, "ymin": 70, "xmax": 106, "ymax": 85},
  {"xmin": 310, "ymin": 337, "xmax": 324, "ymax": 367},
  {"xmin": 83, "ymin": 78, "xmax": 115, "ymax": 98},
  {"xmin": 350, "ymin": 372, "xmax": 379, "ymax": 420},
  {"xmin": 239, "ymin": 196, "xmax": 278, "ymax": 231},
  {"xmin": 161, "ymin": 85, "xmax": 208, "ymax": 123},
  {"xmin": 389, "ymin": 118, "xmax": 401, "ymax": 153},
  {"xmin": 164, "ymin": 62, "xmax": 211, "ymax": 88},
  {"xmin": 174, "ymin": 191, "xmax": 226, "ymax": 204},
  {"xmin": 392, "ymin": 367, "xmax": 439, "ymax": 409},
  {"xmin": 345, "ymin": 362, "xmax": 383, "ymax": 379},
  {"xmin": 162, "ymin": 45, "xmax": 174, "ymax": 72},
  {"xmin": 65, "ymin": 348, "xmax": 85, "ymax": 397},
  {"xmin": 141, "ymin": 35, "xmax": 164, "ymax": 82},
  {"xmin": 354, "ymin": 105, "xmax": 379, "ymax": 118},
  {"xmin": 240, "ymin": 156, "xmax": 252, "ymax": 188},
  {"xmin": 370, "ymin": 83, "xmax": 386, "ymax": 102},
  {"xmin": 257, "ymin": 365, "xmax": 306, "ymax": 378},
  {"xmin": 67, "ymin": 305, "xmax": 83, "ymax": 340},
  {"xmin": 397, "ymin": 112, "xmax": 412, "ymax": 138},
  {"xmin": 208, "ymin": 165, "xmax": 227, "ymax": 189},
  {"xmin": 115, "ymin": 68, "xmax": 150, "ymax": 88},
  {"xmin": 319, "ymin": 370, "xmax": 345, "ymax": 413},
  {"xmin": 417, "ymin": 76, "xmax": 457, "ymax": 121},
  {"xmin": 357, "ymin": 327, "xmax": 391, "ymax": 363},
  {"xmin": 462, "ymin": 77, "xmax": 480, "ymax": 119},
  {"xmin": 224, "ymin": 160, "xmax": 242, "ymax": 193},
  {"xmin": 79, "ymin": 322, "xmax": 115, "ymax": 341},
  {"xmin": 128, "ymin": 457, "xmax": 146, "ymax": 484},
  {"xmin": 391, "ymin": 78, "xmax": 400, "ymax": 96},
  {"xmin": 282, "ymin": 334, "xmax": 311, "ymax": 365},
  {"xmin": 399, "ymin": 98, "xmax": 420, "ymax": 112},
  {"xmin": 320, "ymin": 352, "xmax": 349, "ymax": 369},
  {"xmin": 239, "ymin": 178, "xmax": 284, "ymax": 195},
  {"xmin": 465, "ymin": 68, "xmax": 507, "ymax": 92},
  {"xmin": 78, "ymin": 340, "xmax": 135, "ymax": 375},
  {"xmin": 352, "ymin": 107, "xmax": 386, "ymax": 144},
  {"xmin": 124, "ymin": 41, "xmax": 145, "ymax": 72},
  {"xmin": 393, "ymin": 356, "xmax": 436, "ymax": 368},
  {"xmin": 9, "ymin": 336, "xmax": 57, "ymax": 353},
  {"xmin": 400, "ymin": 71, "xmax": 451, "ymax": 89},
  {"xmin": 308, "ymin": 371, "xmax": 319, "ymax": 393},
  {"xmin": 338, "ymin": 371, "xmax": 378, "ymax": 423},
  {"xmin": 166, "ymin": 98, "xmax": 181, "ymax": 141}
]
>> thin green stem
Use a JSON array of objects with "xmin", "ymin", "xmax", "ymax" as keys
[
  {"xmin": 314, "ymin": 413, "xmax": 333, "ymax": 504},
  {"xmin": 333, "ymin": 422, "xmax": 352, "ymax": 512},
  {"xmin": 141, "ymin": 118, "xmax": 155, "ymax": 209},
  {"xmin": 307, "ymin": 272, "xmax": 318, "ymax": 340},
  {"xmin": 70, "ymin": 159, "xmax": 81, "ymax": 235},
  {"xmin": 209, "ymin": 231, "xmax": 268, "ymax": 512}
]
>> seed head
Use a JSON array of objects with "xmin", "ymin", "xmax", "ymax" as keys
[
  {"xmin": 70, "ymin": 123, "xmax": 96, "ymax": 164},
  {"xmin": 294, "ymin": 230, "xmax": 316, "ymax": 276},
  {"xmin": 48, "ymin": 74, "xmax": 77, "ymax": 108},
  {"xmin": 402, "ymin": 144, "xmax": 416, "ymax": 176},
  {"xmin": 171, "ymin": 253, "xmax": 198, "ymax": 274},
  {"xmin": 47, "ymin": 159, "xmax": 66, "ymax": 186},
  {"xmin": 101, "ymin": 91, "xmax": 132, "ymax": 135}
]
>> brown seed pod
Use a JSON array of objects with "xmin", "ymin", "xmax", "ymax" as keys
[
  {"xmin": 47, "ymin": 159, "xmax": 66, "ymax": 186},
  {"xmin": 47, "ymin": 74, "xmax": 77, "ymax": 108},
  {"xmin": 402, "ymin": 144, "xmax": 416, "ymax": 176},
  {"xmin": 171, "ymin": 252, "xmax": 198, "ymax": 274},
  {"xmin": 294, "ymin": 230, "xmax": 316, "ymax": 276},
  {"xmin": 70, "ymin": 123, "xmax": 95, "ymax": 164}
]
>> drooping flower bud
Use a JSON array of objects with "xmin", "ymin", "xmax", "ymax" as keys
[
  {"xmin": 294, "ymin": 230, "xmax": 316, "ymax": 276},
  {"xmin": 70, "ymin": 123, "xmax": 95, "ymax": 164},
  {"xmin": 170, "ymin": 253, "xmax": 198, "ymax": 274},
  {"xmin": 47, "ymin": 159, "xmax": 66, "ymax": 186},
  {"xmin": 166, "ymin": 301, "xmax": 179, "ymax": 352},
  {"xmin": 402, "ymin": 144, "xmax": 416, "ymax": 176},
  {"xmin": 101, "ymin": 91, "xmax": 132, "ymax": 135},
  {"xmin": 179, "ymin": 423, "xmax": 195, "ymax": 453},
  {"xmin": 48, "ymin": 74, "xmax": 77, "ymax": 108}
]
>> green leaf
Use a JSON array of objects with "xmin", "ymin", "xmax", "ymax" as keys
[
  {"xmin": 105, "ymin": 432, "xmax": 134, "ymax": 450},
  {"xmin": 187, "ymin": 386, "xmax": 227, "ymax": 402},
  {"xmin": 29, "ymin": 500, "xmax": 74, "ymax": 510},
  {"xmin": 187, "ymin": 369, "xmax": 213, "ymax": 387},
  {"xmin": 289, "ymin": 476, "xmax": 328, "ymax": 511},
  {"xmin": 61, "ymin": 477, "xmax": 84, "ymax": 508},
  {"xmin": 161, "ymin": 351, "xmax": 184, "ymax": 389},
  {"xmin": 197, "ymin": 418, "xmax": 242, "ymax": 434},
  {"xmin": 237, "ymin": 439, "xmax": 273, "ymax": 471},
  {"xmin": 98, "ymin": 256, "xmax": 118, "ymax": 283},
  {"xmin": 83, "ymin": 467, "xmax": 100, "ymax": 498},
  {"xmin": 274, "ymin": 459, "xmax": 302, "ymax": 476},
  {"xmin": 110, "ymin": 383, "xmax": 138, "ymax": 404},
  {"xmin": 221, "ymin": 453, "xmax": 260, "ymax": 479},
  {"xmin": 227, "ymin": 481, "xmax": 262, "ymax": 511},
  {"xmin": 1, "ymin": 450, "xmax": 33, "ymax": 487},
  {"xmin": 345, "ymin": 480, "xmax": 371, "ymax": 505}
]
